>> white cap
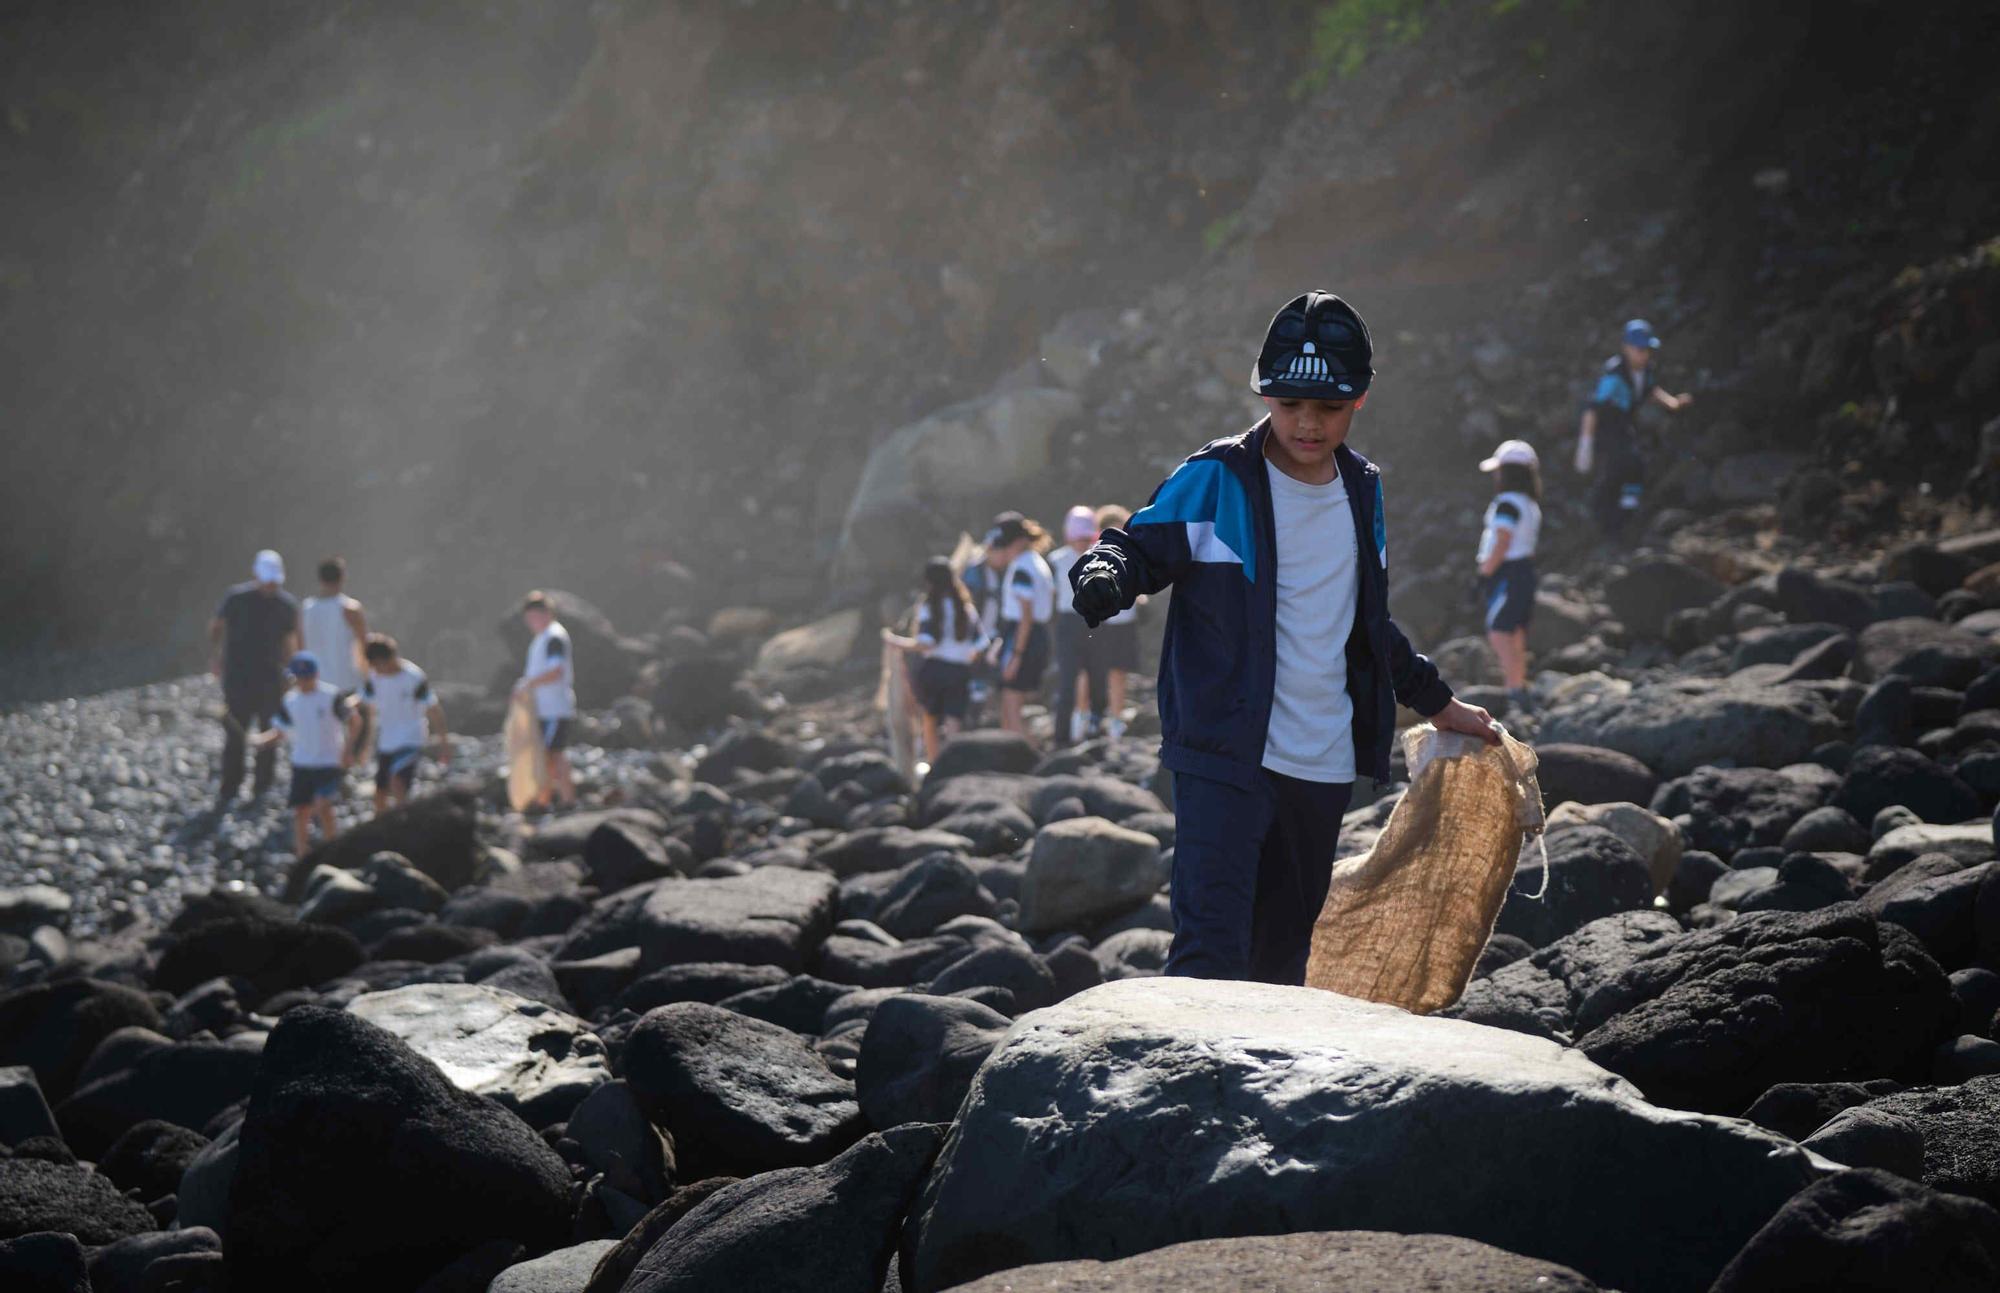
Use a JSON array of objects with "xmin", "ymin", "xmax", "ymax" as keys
[
  {"xmin": 1478, "ymin": 440, "xmax": 1539, "ymax": 472},
  {"xmin": 1063, "ymin": 506, "xmax": 1098, "ymax": 542},
  {"xmin": 252, "ymin": 549, "xmax": 285, "ymax": 584}
]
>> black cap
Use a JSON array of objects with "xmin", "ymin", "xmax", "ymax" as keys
[
  {"xmin": 1252, "ymin": 291, "xmax": 1373, "ymax": 401},
  {"xmin": 985, "ymin": 511, "xmax": 1029, "ymax": 547}
]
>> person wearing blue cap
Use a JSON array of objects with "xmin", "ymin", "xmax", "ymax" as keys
[
  {"xmin": 1573, "ymin": 319, "xmax": 1694, "ymax": 543},
  {"xmin": 252, "ymin": 651, "xmax": 363, "ymax": 856},
  {"xmin": 1068, "ymin": 291, "xmax": 1499, "ymax": 985}
]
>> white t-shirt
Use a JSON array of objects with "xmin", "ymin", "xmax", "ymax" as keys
[
  {"xmin": 363, "ymin": 660, "xmax": 433, "ymax": 751},
  {"xmin": 1048, "ymin": 546, "xmax": 1084, "ymax": 615},
  {"xmin": 301, "ymin": 595, "xmax": 362, "ymax": 692},
  {"xmin": 916, "ymin": 598, "xmax": 988, "ymax": 666},
  {"xmin": 1261, "ymin": 458, "xmax": 1358, "ymax": 783},
  {"xmin": 1477, "ymin": 490, "xmax": 1542, "ymax": 563},
  {"xmin": 276, "ymin": 684, "xmax": 354, "ymax": 769},
  {"xmin": 526, "ymin": 622, "xmax": 577, "ymax": 720},
  {"xmin": 1003, "ymin": 550, "xmax": 1057, "ymax": 625}
]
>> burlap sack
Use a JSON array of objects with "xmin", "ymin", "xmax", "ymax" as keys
[
  {"xmin": 1306, "ymin": 724, "xmax": 1545, "ymax": 1013},
  {"xmin": 504, "ymin": 694, "xmax": 550, "ymax": 812}
]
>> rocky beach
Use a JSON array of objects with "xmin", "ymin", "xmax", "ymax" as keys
[{"xmin": 6, "ymin": 0, "xmax": 2000, "ymax": 1288}]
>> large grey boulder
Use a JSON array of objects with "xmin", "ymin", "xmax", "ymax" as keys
[
  {"xmin": 942, "ymin": 1231, "xmax": 1603, "ymax": 1292},
  {"xmin": 834, "ymin": 387, "xmax": 1083, "ymax": 586},
  {"xmin": 555, "ymin": 870, "xmax": 838, "ymax": 973},
  {"xmin": 1605, "ymin": 558, "xmax": 1724, "ymax": 641},
  {"xmin": 1444, "ymin": 911, "xmax": 1684, "ymax": 1040},
  {"xmin": 1494, "ymin": 825, "xmax": 1654, "ymax": 947},
  {"xmin": 905, "ymin": 978, "xmax": 1822, "ymax": 1293},
  {"xmin": 489, "ymin": 1239, "xmax": 621, "ymax": 1293},
  {"xmin": 1859, "ymin": 617, "xmax": 2000, "ymax": 688},
  {"xmin": 347, "ymin": 982, "xmax": 608, "ymax": 1126},
  {"xmin": 622, "ymin": 1002, "xmax": 864, "ymax": 1180},
  {"xmin": 1575, "ymin": 905, "xmax": 1957, "ymax": 1114},
  {"xmin": 1866, "ymin": 824, "xmax": 1995, "ymax": 880},
  {"xmin": 916, "ymin": 773, "xmax": 1043, "ymax": 827},
  {"xmin": 622, "ymin": 1125, "xmax": 940, "ymax": 1293},
  {"xmin": 224, "ymin": 1006, "xmax": 572, "ymax": 1289},
  {"xmin": 1538, "ymin": 682, "xmax": 1840, "ymax": 777},
  {"xmin": 566, "ymin": 1079, "xmax": 674, "ymax": 1206},
  {"xmin": 1651, "ymin": 765, "xmax": 1833, "ymax": 857},
  {"xmin": 1017, "ymin": 817, "xmax": 1162, "ymax": 935},
  {"xmin": 855, "ymin": 994, "xmax": 1009, "ymax": 1129},
  {"xmin": 1800, "ymin": 1106, "xmax": 1927, "ymax": 1179},
  {"xmin": 1863, "ymin": 1075, "xmax": 2000, "ymax": 1208},
  {"xmin": 1710, "ymin": 1168, "xmax": 2000, "ymax": 1293}
]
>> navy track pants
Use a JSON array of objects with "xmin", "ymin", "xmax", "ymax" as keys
[{"xmin": 1164, "ymin": 769, "xmax": 1353, "ymax": 985}]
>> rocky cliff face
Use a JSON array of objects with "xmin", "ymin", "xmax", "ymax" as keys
[{"xmin": 4, "ymin": 0, "xmax": 1998, "ymax": 699}]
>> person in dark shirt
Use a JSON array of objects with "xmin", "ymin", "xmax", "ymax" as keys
[
  {"xmin": 208, "ymin": 548, "xmax": 301, "ymax": 807},
  {"xmin": 1573, "ymin": 319, "xmax": 1693, "ymax": 543}
]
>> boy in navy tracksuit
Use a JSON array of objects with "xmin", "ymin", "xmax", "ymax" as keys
[
  {"xmin": 1573, "ymin": 318, "xmax": 1694, "ymax": 542},
  {"xmin": 1072, "ymin": 292, "xmax": 1499, "ymax": 984}
]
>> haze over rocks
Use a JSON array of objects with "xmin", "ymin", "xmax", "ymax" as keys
[{"xmin": 5, "ymin": 1, "xmax": 2000, "ymax": 1290}]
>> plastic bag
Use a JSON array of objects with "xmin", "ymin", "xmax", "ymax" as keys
[{"xmin": 1305, "ymin": 724, "xmax": 1545, "ymax": 1013}]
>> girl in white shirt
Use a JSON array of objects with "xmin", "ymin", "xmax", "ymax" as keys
[
  {"xmin": 883, "ymin": 556, "xmax": 992, "ymax": 761},
  {"xmin": 984, "ymin": 512, "xmax": 1056, "ymax": 741},
  {"xmin": 1475, "ymin": 440, "xmax": 1545, "ymax": 710}
]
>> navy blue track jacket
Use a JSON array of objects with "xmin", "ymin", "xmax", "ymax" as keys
[{"xmin": 1072, "ymin": 418, "xmax": 1453, "ymax": 787}]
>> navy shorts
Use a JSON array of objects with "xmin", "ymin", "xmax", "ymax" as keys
[
  {"xmin": 912, "ymin": 658, "xmax": 971, "ymax": 721},
  {"xmin": 376, "ymin": 746, "xmax": 423, "ymax": 792},
  {"xmin": 998, "ymin": 622, "xmax": 1051, "ymax": 693},
  {"xmin": 541, "ymin": 717, "xmax": 574, "ymax": 752},
  {"xmin": 289, "ymin": 765, "xmax": 344, "ymax": 808},
  {"xmin": 1482, "ymin": 560, "xmax": 1539, "ymax": 633}
]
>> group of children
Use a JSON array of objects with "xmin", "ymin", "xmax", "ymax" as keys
[
  {"xmin": 883, "ymin": 315, "xmax": 1684, "ymax": 759},
  {"xmin": 212, "ymin": 551, "xmax": 581, "ymax": 855},
  {"xmin": 885, "ymin": 505, "xmax": 1143, "ymax": 762},
  {"xmin": 1469, "ymin": 316, "xmax": 1693, "ymax": 711}
]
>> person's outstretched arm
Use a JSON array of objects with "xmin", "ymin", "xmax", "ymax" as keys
[
  {"xmin": 1071, "ymin": 457, "xmax": 1233, "ymax": 626},
  {"xmin": 345, "ymin": 601, "xmax": 368, "ymax": 677}
]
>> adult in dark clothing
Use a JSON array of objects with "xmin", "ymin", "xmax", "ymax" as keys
[{"xmin": 209, "ymin": 548, "xmax": 301, "ymax": 806}]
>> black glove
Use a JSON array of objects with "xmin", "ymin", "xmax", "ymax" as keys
[{"xmin": 1071, "ymin": 557, "xmax": 1124, "ymax": 629}]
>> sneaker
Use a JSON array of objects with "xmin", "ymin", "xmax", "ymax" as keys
[
  {"xmin": 1069, "ymin": 711, "xmax": 1087, "ymax": 744},
  {"xmin": 1105, "ymin": 717, "xmax": 1127, "ymax": 740},
  {"xmin": 1505, "ymin": 688, "xmax": 1535, "ymax": 717}
]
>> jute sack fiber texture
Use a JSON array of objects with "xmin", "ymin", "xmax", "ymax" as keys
[
  {"xmin": 1306, "ymin": 724, "xmax": 1545, "ymax": 1013},
  {"xmin": 504, "ymin": 694, "xmax": 551, "ymax": 812}
]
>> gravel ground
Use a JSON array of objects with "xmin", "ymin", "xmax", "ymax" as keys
[{"xmin": 0, "ymin": 675, "xmax": 668, "ymax": 939}]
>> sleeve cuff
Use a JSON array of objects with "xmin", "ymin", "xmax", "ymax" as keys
[{"xmin": 1405, "ymin": 676, "xmax": 1454, "ymax": 718}]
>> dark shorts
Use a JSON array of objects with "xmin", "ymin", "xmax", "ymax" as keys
[
  {"xmin": 289, "ymin": 765, "xmax": 344, "ymax": 808},
  {"xmin": 998, "ymin": 622, "xmax": 1050, "ymax": 693},
  {"xmin": 540, "ymin": 717, "xmax": 574, "ymax": 752},
  {"xmin": 912, "ymin": 658, "xmax": 972, "ymax": 720},
  {"xmin": 1085, "ymin": 619, "xmax": 1141, "ymax": 673},
  {"xmin": 1482, "ymin": 560, "xmax": 1539, "ymax": 633},
  {"xmin": 376, "ymin": 746, "xmax": 423, "ymax": 792}
]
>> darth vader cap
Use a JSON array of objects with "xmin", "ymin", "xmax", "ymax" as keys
[{"xmin": 1251, "ymin": 291, "xmax": 1373, "ymax": 401}]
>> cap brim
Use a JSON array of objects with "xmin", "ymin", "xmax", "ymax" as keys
[
  {"xmin": 1478, "ymin": 457, "xmax": 1502, "ymax": 472},
  {"xmin": 1251, "ymin": 372, "xmax": 1372, "ymax": 402}
]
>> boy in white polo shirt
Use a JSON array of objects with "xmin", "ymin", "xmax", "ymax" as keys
[
  {"xmin": 360, "ymin": 632, "xmax": 451, "ymax": 813},
  {"xmin": 513, "ymin": 591, "xmax": 578, "ymax": 811},
  {"xmin": 253, "ymin": 651, "xmax": 363, "ymax": 856}
]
